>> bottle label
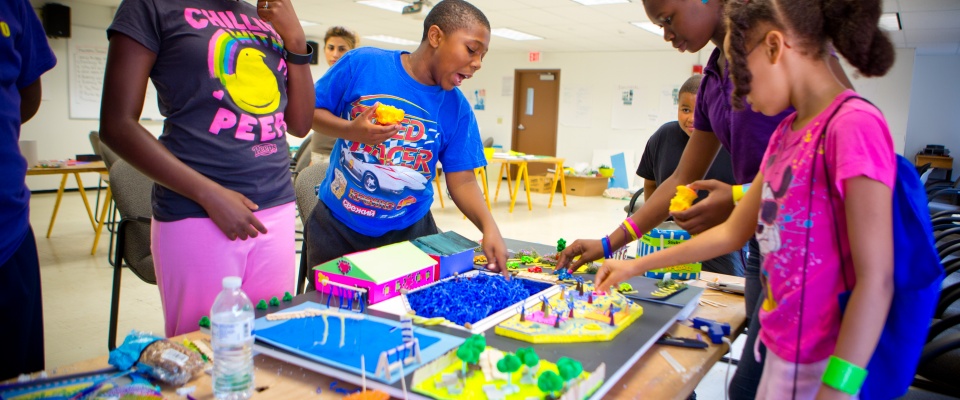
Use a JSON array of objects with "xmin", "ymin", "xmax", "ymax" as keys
[
  {"xmin": 212, "ymin": 320, "xmax": 252, "ymax": 345},
  {"xmin": 161, "ymin": 348, "xmax": 189, "ymax": 366}
]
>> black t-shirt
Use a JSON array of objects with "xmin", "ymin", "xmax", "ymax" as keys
[
  {"xmin": 108, "ymin": 0, "xmax": 295, "ymax": 221},
  {"xmin": 635, "ymin": 121, "xmax": 743, "ymax": 276},
  {"xmin": 637, "ymin": 121, "xmax": 737, "ymax": 193}
]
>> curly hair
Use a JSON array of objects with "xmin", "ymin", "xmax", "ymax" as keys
[
  {"xmin": 421, "ymin": 0, "xmax": 490, "ymax": 42},
  {"xmin": 324, "ymin": 26, "xmax": 358, "ymax": 49},
  {"xmin": 725, "ymin": 0, "xmax": 895, "ymax": 110}
]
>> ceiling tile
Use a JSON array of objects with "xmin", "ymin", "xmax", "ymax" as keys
[{"xmin": 900, "ymin": 10, "xmax": 960, "ymax": 30}]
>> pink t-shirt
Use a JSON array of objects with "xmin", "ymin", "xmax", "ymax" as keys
[{"xmin": 756, "ymin": 90, "xmax": 896, "ymax": 363}]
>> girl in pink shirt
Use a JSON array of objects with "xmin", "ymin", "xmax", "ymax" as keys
[{"xmin": 595, "ymin": 0, "xmax": 897, "ymax": 398}]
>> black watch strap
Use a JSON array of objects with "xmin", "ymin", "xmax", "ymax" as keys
[{"xmin": 283, "ymin": 43, "xmax": 313, "ymax": 65}]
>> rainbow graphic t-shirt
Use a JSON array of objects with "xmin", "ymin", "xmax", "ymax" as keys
[
  {"xmin": 315, "ymin": 48, "xmax": 485, "ymax": 236},
  {"xmin": 108, "ymin": 0, "xmax": 293, "ymax": 221}
]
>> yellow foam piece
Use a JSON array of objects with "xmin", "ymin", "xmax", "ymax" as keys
[
  {"xmin": 375, "ymin": 104, "xmax": 405, "ymax": 125},
  {"xmin": 669, "ymin": 185, "xmax": 698, "ymax": 212}
]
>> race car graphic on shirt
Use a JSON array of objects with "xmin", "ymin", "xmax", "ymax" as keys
[{"xmin": 339, "ymin": 147, "xmax": 427, "ymax": 195}]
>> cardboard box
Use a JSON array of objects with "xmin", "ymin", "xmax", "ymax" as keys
[
  {"xmin": 411, "ymin": 231, "xmax": 478, "ymax": 280},
  {"xmin": 526, "ymin": 174, "xmax": 557, "ymax": 193},
  {"xmin": 564, "ymin": 175, "xmax": 609, "ymax": 196}
]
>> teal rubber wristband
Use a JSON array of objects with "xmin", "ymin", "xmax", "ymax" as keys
[{"xmin": 821, "ymin": 355, "xmax": 867, "ymax": 395}]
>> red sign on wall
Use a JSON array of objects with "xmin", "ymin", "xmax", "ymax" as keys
[{"xmin": 529, "ymin": 51, "xmax": 540, "ymax": 62}]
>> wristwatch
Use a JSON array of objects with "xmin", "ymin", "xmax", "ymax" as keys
[{"xmin": 283, "ymin": 43, "xmax": 313, "ymax": 65}]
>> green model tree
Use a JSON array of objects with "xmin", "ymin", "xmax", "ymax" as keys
[
  {"xmin": 456, "ymin": 344, "xmax": 480, "ymax": 379},
  {"xmin": 556, "ymin": 357, "xmax": 584, "ymax": 389},
  {"xmin": 537, "ymin": 370, "xmax": 564, "ymax": 398},
  {"xmin": 496, "ymin": 353, "xmax": 522, "ymax": 391},
  {"xmin": 455, "ymin": 334, "xmax": 487, "ymax": 379},
  {"xmin": 515, "ymin": 347, "xmax": 540, "ymax": 384}
]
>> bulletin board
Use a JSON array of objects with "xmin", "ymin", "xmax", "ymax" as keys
[{"xmin": 67, "ymin": 25, "xmax": 163, "ymax": 121}]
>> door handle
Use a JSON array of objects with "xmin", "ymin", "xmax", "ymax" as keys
[{"xmin": 518, "ymin": 124, "xmax": 525, "ymax": 130}]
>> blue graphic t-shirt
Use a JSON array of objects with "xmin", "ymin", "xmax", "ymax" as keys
[
  {"xmin": 0, "ymin": 0, "xmax": 56, "ymax": 265},
  {"xmin": 315, "ymin": 48, "xmax": 485, "ymax": 237},
  {"xmin": 109, "ymin": 0, "xmax": 294, "ymax": 221}
]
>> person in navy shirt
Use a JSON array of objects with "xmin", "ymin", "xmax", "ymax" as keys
[
  {"xmin": 305, "ymin": 0, "xmax": 506, "ymax": 287},
  {"xmin": 0, "ymin": 0, "xmax": 56, "ymax": 379}
]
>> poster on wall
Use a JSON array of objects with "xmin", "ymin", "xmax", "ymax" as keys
[
  {"xmin": 611, "ymin": 85, "xmax": 641, "ymax": 130},
  {"xmin": 473, "ymin": 89, "xmax": 486, "ymax": 111},
  {"xmin": 657, "ymin": 85, "xmax": 681, "ymax": 127},
  {"xmin": 560, "ymin": 86, "xmax": 592, "ymax": 128},
  {"xmin": 501, "ymin": 76, "xmax": 514, "ymax": 97}
]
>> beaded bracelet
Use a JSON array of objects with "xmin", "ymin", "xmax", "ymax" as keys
[
  {"xmin": 822, "ymin": 355, "xmax": 867, "ymax": 395},
  {"xmin": 600, "ymin": 236, "xmax": 613, "ymax": 259}
]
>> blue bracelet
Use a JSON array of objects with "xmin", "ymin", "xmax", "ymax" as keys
[{"xmin": 601, "ymin": 236, "xmax": 612, "ymax": 259}]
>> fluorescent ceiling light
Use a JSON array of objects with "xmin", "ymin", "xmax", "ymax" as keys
[
  {"xmin": 572, "ymin": 0, "xmax": 630, "ymax": 4},
  {"xmin": 491, "ymin": 28, "xmax": 543, "ymax": 41},
  {"xmin": 879, "ymin": 12, "xmax": 901, "ymax": 31},
  {"xmin": 299, "ymin": 20, "xmax": 319, "ymax": 27},
  {"xmin": 356, "ymin": 0, "xmax": 409, "ymax": 13},
  {"xmin": 363, "ymin": 35, "xmax": 420, "ymax": 46},
  {"xmin": 631, "ymin": 21, "xmax": 662, "ymax": 35}
]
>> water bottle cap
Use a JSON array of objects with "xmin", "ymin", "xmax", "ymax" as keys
[{"xmin": 222, "ymin": 276, "xmax": 242, "ymax": 289}]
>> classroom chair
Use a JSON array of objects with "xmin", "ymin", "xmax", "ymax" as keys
[
  {"xmin": 294, "ymin": 162, "xmax": 328, "ymax": 295},
  {"xmin": 106, "ymin": 160, "xmax": 156, "ymax": 350}
]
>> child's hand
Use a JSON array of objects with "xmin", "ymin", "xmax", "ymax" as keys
[
  {"xmin": 480, "ymin": 229, "xmax": 509, "ymax": 279},
  {"xmin": 556, "ymin": 239, "xmax": 603, "ymax": 273},
  {"xmin": 671, "ymin": 179, "xmax": 735, "ymax": 235},
  {"xmin": 199, "ymin": 186, "xmax": 267, "ymax": 240},
  {"xmin": 256, "ymin": 0, "xmax": 306, "ymax": 50},
  {"xmin": 594, "ymin": 259, "xmax": 639, "ymax": 293},
  {"xmin": 347, "ymin": 103, "xmax": 403, "ymax": 146}
]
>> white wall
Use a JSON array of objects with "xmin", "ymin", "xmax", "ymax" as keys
[
  {"xmin": 838, "ymin": 47, "xmax": 916, "ymax": 155},
  {"xmin": 23, "ymin": 0, "xmax": 329, "ymax": 191},
  {"xmin": 905, "ymin": 54, "xmax": 960, "ymax": 172},
  {"xmin": 460, "ymin": 48, "xmax": 710, "ymax": 175}
]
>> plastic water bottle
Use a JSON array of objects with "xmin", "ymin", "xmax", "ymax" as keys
[{"xmin": 211, "ymin": 276, "xmax": 255, "ymax": 400}]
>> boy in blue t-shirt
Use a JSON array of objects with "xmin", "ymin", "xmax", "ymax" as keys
[
  {"xmin": 0, "ymin": 0, "xmax": 56, "ymax": 379},
  {"xmin": 305, "ymin": 0, "xmax": 506, "ymax": 285}
]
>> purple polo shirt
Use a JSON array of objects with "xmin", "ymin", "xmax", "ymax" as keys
[{"xmin": 694, "ymin": 48, "xmax": 793, "ymax": 184}]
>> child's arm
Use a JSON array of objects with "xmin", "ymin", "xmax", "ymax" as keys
[
  {"xmin": 312, "ymin": 106, "xmax": 401, "ymax": 146},
  {"xmin": 558, "ymin": 129, "xmax": 725, "ymax": 272},
  {"xmin": 595, "ymin": 173, "xmax": 763, "ymax": 291},
  {"xmin": 258, "ymin": 0, "xmax": 313, "ymax": 137},
  {"xmin": 817, "ymin": 177, "xmax": 893, "ymax": 400},
  {"xmin": 100, "ymin": 34, "xmax": 266, "ymax": 240},
  {"xmin": 446, "ymin": 170, "xmax": 508, "ymax": 278},
  {"xmin": 643, "ymin": 179, "xmax": 658, "ymax": 202}
]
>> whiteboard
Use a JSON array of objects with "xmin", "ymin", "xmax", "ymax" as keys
[{"xmin": 68, "ymin": 25, "xmax": 163, "ymax": 121}]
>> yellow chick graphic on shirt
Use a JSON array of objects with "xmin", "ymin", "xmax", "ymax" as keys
[{"xmin": 223, "ymin": 48, "xmax": 281, "ymax": 114}]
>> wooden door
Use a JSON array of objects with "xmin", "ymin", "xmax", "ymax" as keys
[{"xmin": 512, "ymin": 70, "xmax": 560, "ymax": 176}]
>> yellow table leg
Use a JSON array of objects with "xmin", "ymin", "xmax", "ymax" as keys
[
  {"xmin": 509, "ymin": 162, "xmax": 529, "ymax": 213},
  {"xmin": 434, "ymin": 174, "xmax": 444, "ymax": 208},
  {"xmin": 46, "ymin": 174, "xmax": 69, "ymax": 238},
  {"xmin": 548, "ymin": 161, "xmax": 568, "ymax": 208},
  {"xmin": 475, "ymin": 167, "xmax": 491, "ymax": 211},
  {"xmin": 74, "ymin": 173, "xmax": 98, "ymax": 231},
  {"xmin": 91, "ymin": 187, "xmax": 112, "ymax": 255},
  {"xmin": 522, "ymin": 163, "xmax": 532, "ymax": 211},
  {"xmin": 494, "ymin": 163, "xmax": 505, "ymax": 201}
]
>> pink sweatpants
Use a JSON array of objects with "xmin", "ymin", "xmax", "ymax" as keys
[
  {"xmin": 756, "ymin": 348, "xmax": 859, "ymax": 400},
  {"xmin": 151, "ymin": 202, "xmax": 295, "ymax": 337}
]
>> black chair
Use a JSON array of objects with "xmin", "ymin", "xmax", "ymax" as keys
[
  {"xmin": 624, "ymin": 188, "xmax": 645, "ymax": 216},
  {"xmin": 106, "ymin": 160, "xmax": 157, "ymax": 350},
  {"xmin": 291, "ymin": 133, "xmax": 313, "ymax": 176},
  {"xmin": 294, "ymin": 162, "xmax": 328, "ymax": 295}
]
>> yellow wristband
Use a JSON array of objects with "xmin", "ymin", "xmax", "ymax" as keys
[{"xmin": 732, "ymin": 184, "xmax": 750, "ymax": 205}]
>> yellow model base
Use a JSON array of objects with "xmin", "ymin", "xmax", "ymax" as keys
[{"xmin": 494, "ymin": 286, "xmax": 643, "ymax": 344}]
